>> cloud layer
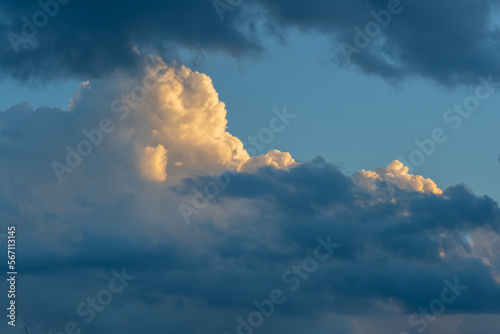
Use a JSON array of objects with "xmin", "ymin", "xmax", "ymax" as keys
[
  {"xmin": 2, "ymin": 0, "xmax": 500, "ymax": 85},
  {"xmin": 3, "ymin": 156, "xmax": 500, "ymax": 334}
]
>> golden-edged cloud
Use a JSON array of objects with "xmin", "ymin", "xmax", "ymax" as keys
[
  {"xmin": 354, "ymin": 160, "xmax": 443, "ymax": 195},
  {"xmin": 135, "ymin": 143, "xmax": 168, "ymax": 182},
  {"xmin": 106, "ymin": 59, "xmax": 297, "ymax": 182}
]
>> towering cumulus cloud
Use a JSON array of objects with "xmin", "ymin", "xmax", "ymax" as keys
[
  {"xmin": 44, "ymin": 58, "xmax": 297, "ymax": 183},
  {"xmin": 126, "ymin": 60, "xmax": 297, "ymax": 180}
]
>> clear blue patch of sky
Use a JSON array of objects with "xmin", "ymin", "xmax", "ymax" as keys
[{"xmin": 0, "ymin": 78, "xmax": 82, "ymax": 111}]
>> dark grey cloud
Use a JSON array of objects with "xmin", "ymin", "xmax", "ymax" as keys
[
  {"xmin": 252, "ymin": 0, "xmax": 500, "ymax": 85},
  {"xmin": 2, "ymin": 0, "xmax": 500, "ymax": 85},
  {"xmin": 174, "ymin": 160, "xmax": 500, "ymax": 315},
  {"xmin": 0, "ymin": 0, "xmax": 262, "ymax": 81}
]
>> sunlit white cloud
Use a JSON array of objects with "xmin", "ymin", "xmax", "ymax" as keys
[
  {"xmin": 135, "ymin": 143, "xmax": 168, "ymax": 182},
  {"xmin": 70, "ymin": 58, "xmax": 298, "ymax": 183},
  {"xmin": 354, "ymin": 160, "xmax": 443, "ymax": 195}
]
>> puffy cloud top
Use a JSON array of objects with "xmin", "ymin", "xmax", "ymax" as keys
[
  {"xmin": 0, "ymin": 58, "xmax": 297, "ymax": 185},
  {"xmin": 120, "ymin": 60, "xmax": 297, "ymax": 180},
  {"xmin": 354, "ymin": 160, "xmax": 443, "ymax": 195}
]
